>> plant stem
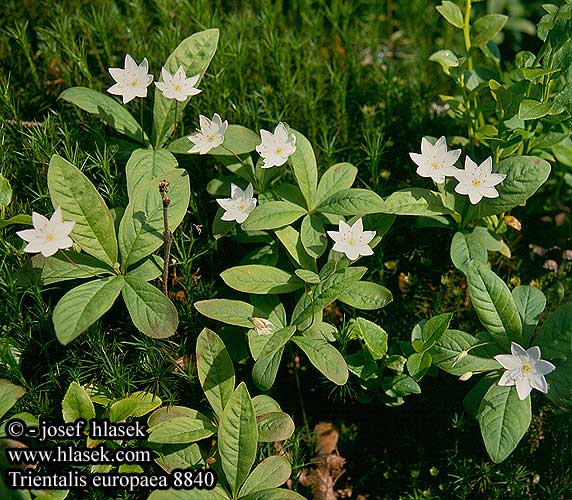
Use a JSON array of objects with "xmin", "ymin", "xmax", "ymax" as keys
[
  {"xmin": 159, "ymin": 180, "xmax": 173, "ymax": 296},
  {"xmin": 463, "ymin": 0, "xmax": 473, "ymax": 72},
  {"xmin": 174, "ymin": 101, "xmax": 178, "ymax": 137},
  {"xmin": 292, "ymin": 349, "xmax": 309, "ymax": 430}
]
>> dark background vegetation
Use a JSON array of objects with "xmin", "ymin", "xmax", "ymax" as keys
[{"xmin": 0, "ymin": 1, "xmax": 570, "ymax": 499}]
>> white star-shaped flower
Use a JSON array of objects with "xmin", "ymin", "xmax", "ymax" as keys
[
  {"xmin": 107, "ymin": 54, "xmax": 154, "ymax": 104},
  {"xmin": 216, "ymin": 183, "xmax": 257, "ymax": 224},
  {"xmin": 453, "ymin": 156, "xmax": 507, "ymax": 204},
  {"xmin": 409, "ymin": 136, "xmax": 461, "ymax": 183},
  {"xmin": 155, "ymin": 66, "xmax": 201, "ymax": 102},
  {"xmin": 255, "ymin": 122, "xmax": 296, "ymax": 169},
  {"xmin": 16, "ymin": 207, "xmax": 75, "ymax": 257},
  {"xmin": 495, "ymin": 342, "xmax": 555, "ymax": 400},
  {"xmin": 187, "ymin": 113, "xmax": 228, "ymax": 154},
  {"xmin": 327, "ymin": 218, "xmax": 376, "ymax": 261}
]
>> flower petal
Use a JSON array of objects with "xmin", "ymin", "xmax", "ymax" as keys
[
  {"xmin": 510, "ymin": 342, "xmax": 528, "ymax": 358},
  {"xmin": 535, "ymin": 359, "xmax": 556, "ymax": 375},
  {"xmin": 529, "ymin": 373, "xmax": 548, "ymax": 393},
  {"xmin": 515, "ymin": 377, "xmax": 532, "ymax": 400},
  {"xmin": 494, "ymin": 354, "xmax": 522, "ymax": 370}
]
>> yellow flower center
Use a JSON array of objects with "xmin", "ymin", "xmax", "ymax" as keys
[
  {"xmin": 208, "ymin": 135, "xmax": 216, "ymax": 142},
  {"xmin": 275, "ymin": 147, "xmax": 283, "ymax": 155},
  {"xmin": 347, "ymin": 238, "xmax": 355, "ymax": 246},
  {"xmin": 45, "ymin": 232, "xmax": 56, "ymax": 242},
  {"xmin": 431, "ymin": 161, "xmax": 441, "ymax": 170},
  {"xmin": 521, "ymin": 363, "xmax": 533, "ymax": 373},
  {"xmin": 472, "ymin": 178, "xmax": 482, "ymax": 187},
  {"xmin": 174, "ymin": 84, "xmax": 181, "ymax": 91},
  {"xmin": 238, "ymin": 203, "xmax": 247, "ymax": 211},
  {"xmin": 130, "ymin": 80, "xmax": 139, "ymax": 87}
]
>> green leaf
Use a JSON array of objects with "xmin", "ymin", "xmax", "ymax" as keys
[
  {"xmin": 148, "ymin": 416, "xmax": 216, "ymax": 444},
  {"xmin": 194, "ymin": 299, "xmax": 255, "ymax": 328},
  {"xmin": 338, "ymin": 281, "xmax": 393, "ymax": 310},
  {"xmin": 125, "ymin": 148, "xmax": 178, "ymax": 199},
  {"xmin": 543, "ymin": 358, "xmax": 572, "ymax": 408},
  {"xmin": 274, "ymin": 226, "xmax": 316, "ymax": 271},
  {"xmin": 471, "ymin": 14, "xmax": 508, "ymax": 46},
  {"xmin": 466, "ymin": 262, "xmax": 522, "ymax": 349},
  {"xmin": 292, "ymin": 267, "xmax": 367, "ymax": 325},
  {"xmin": 33, "ymin": 251, "xmax": 113, "ymax": 285},
  {"xmin": 429, "ymin": 50, "xmax": 460, "ymax": 74},
  {"xmin": 59, "ymin": 87, "xmax": 147, "ymax": 143},
  {"xmin": 300, "ymin": 214, "xmax": 328, "ymax": 259},
  {"xmin": 240, "ymin": 489, "xmax": 306, "ymax": 500},
  {"xmin": 252, "ymin": 327, "xmax": 296, "ymax": 391},
  {"xmin": 407, "ymin": 351, "xmax": 432, "ymax": 380},
  {"xmin": 295, "ymin": 269, "xmax": 321, "ymax": 284},
  {"xmin": 62, "ymin": 382, "xmax": 95, "ymax": 423},
  {"xmin": 436, "ymin": 1, "xmax": 464, "ymax": 29},
  {"xmin": 289, "ymin": 130, "xmax": 317, "ymax": 210},
  {"xmin": 241, "ymin": 201, "xmax": 307, "ymax": 231},
  {"xmin": 420, "ymin": 313, "xmax": 453, "ymax": 351},
  {"xmin": 533, "ymin": 303, "xmax": 572, "ymax": 359},
  {"xmin": 291, "ymin": 336, "xmax": 348, "ymax": 385},
  {"xmin": 464, "ymin": 374, "xmax": 496, "ymax": 418},
  {"xmin": 0, "ymin": 214, "xmax": 32, "ymax": 229},
  {"xmin": 450, "ymin": 232, "xmax": 487, "ymax": 273},
  {"xmin": 239, "ymin": 456, "xmax": 292, "ymax": 497},
  {"xmin": 478, "ymin": 384, "xmax": 531, "ymax": 463},
  {"xmin": 154, "ymin": 444, "xmax": 203, "ymax": 473},
  {"xmin": 221, "ymin": 265, "xmax": 303, "ymax": 294},
  {"xmin": 122, "ymin": 276, "xmax": 178, "ymax": 339},
  {"xmin": 0, "ymin": 380, "xmax": 25, "ymax": 420},
  {"xmin": 219, "ymin": 382, "xmax": 258, "ymax": 497},
  {"xmin": 48, "ymin": 155, "xmax": 118, "ymax": 266},
  {"xmin": 109, "ymin": 391, "xmax": 162, "ymax": 422},
  {"xmin": 349, "ymin": 318, "xmax": 388, "ymax": 359},
  {"xmin": 169, "ymin": 125, "xmax": 260, "ymax": 156},
  {"xmin": 126, "ymin": 254, "xmax": 163, "ymax": 281},
  {"xmin": 383, "ymin": 188, "xmax": 451, "ymax": 216},
  {"xmin": 316, "ymin": 188, "xmax": 385, "ymax": 215},
  {"xmin": 0, "ymin": 174, "xmax": 12, "ymax": 207},
  {"xmin": 119, "ymin": 168, "xmax": 190, "ymax": 268},
  {"xmin": 383, "ymin": 374, "xmax": 421, "ymax": 397},
  {"xmin": 253, "ymin": 395, "xmax": 282, "ymax": 415},
  {"xmin": 476, "ymin": 156, "xmax": 550, "ymax": 218},
  {"xmin": 152, "ymin": 29, "xmax": 219, "ymax": 147},
  {"xmin": 196, "ymin": 328, "xmax": 235, "ymax": 419},
  {"xmin": 53, "ymin": 276, "xmax": 125, "ymax": 345},
  {"xmin": 257, "ymin": 412, "xmax": 295, "ymax": 443},
  {"xmin": 512, "ymin": 286, "xmax": 546, "ymax": 345},
  {"xmin": 430, "ymin": 329, "xmax": 501, "ymax": 375},
  {"xmin": 315, "ymin": 163, "xmax": 357, "ymax": 207},
  {"xmin": 518, "ymin": 99, "xmax": 553, "ymax": 120}
]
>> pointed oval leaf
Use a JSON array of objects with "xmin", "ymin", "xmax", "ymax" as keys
[
  {"xmin": 450, "ymin": 231, "xmax": 488, "ymax": 273},
  {"xmin": 125, "ymin": 148, "xmax": 178, "ymax": 199},
  {"xmin": 148, "ymin": 416, "xmax": 215, "ymax": 444},
  {"xmin": 466, "ymin": 261, "xmax": 522, "ymax": 349},
  {"xmin": 338, "ymin": 281, "xmax": 393, "ymax": 310},
  {"xmin": 194, "ymin": 299, "xmax": 256, "ymax": 328},
  {"xmin": 59, "ymin": 87, "xmax": 147, "ymax": 143},
  {"xmin": 122, "ymin": 276, "xmax": 178, "ymax": 339},
  {"xmin": 241, "ymin": 201, "xmax": 307, "ymax": 231},
  {"xmin": 239, "ymin": 456, "xmax": 292, "ymax": 497},
  {"xmin": 219, "ymin": 382, "xmax": 258, "ymax": 497},
  {"xmin": 221, "ymin": 265, "xmax": 303, "ymax": 294},
  {"xmin": 478, "ymin": 384, "xmax": 531, "ymax": 463},
  {"xmin": 291, "ymin": 336, "xmax": 348, "ymax": 385},
  {"xmin": 48, "ymin": 155, "xmax": 118, "ymax": 266},
  {"xmin": 62, "ymin": 382, "xmax": 95, "ymax": 423},
  {"xmin": 33, "ymin": 251, "xmax": 113, "ymax": 285},
  {"xmin": 300, "ymin": 214, "xmax": 328, "ymax": 259},
  {"xmin": 315, "ymin": 163, "xmax": 357, "ymax": 207},
  {"xmin": 196, "ymin": 328, "xmax": 235, "ymax": 419},
  {"xmin": 512, "ymin": 286, "xmax": 546, "ymax": 345},
  {"xmin": 152, "ymin": 29, "xmax": 219, "ymax": 147},
  {"xmin": 471, "ymin": 14, "xmax": 508, "ymax": 47},
  {"xmin": 292, "ymin": 267, "xmax": 367, "ymax": 325},
  {"xmin": 0, "ymin": 380, "xmax": 25, "ymax": 421},
  {"xmin": 477, "ymin": 156, "xmax": 550, "ymax": 218},
  {"xmin": 383, "ymin": 188, "xmax": 451, "ymax": 216},
  {"xmin": 316, "ymin": 188, "xmax": 385, "ymax": 216},
  {"xmin": 274, "ymin": 226, "xmax": 316, "ymax": 271},
  {"xmin": 53, "ymin": 276, "xmax": 125, "ymax": 345},
  {"xmin": 257, "ymin": 412, "xmax": 295, "ymax": 443},
  {"xmin": 289, "ymin": 130, "xmax": 317, "ymax": 210},
  {"xmin": 436, "ymin": 1, "xmax": 464, "ymax": 29},
  {"xmin": 349, "ymin": 318, "xmax": 388, "ymax": 360},
  {"xmin": 109, "ymin": 392, "xmax": 162, "ymax": 422}
]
